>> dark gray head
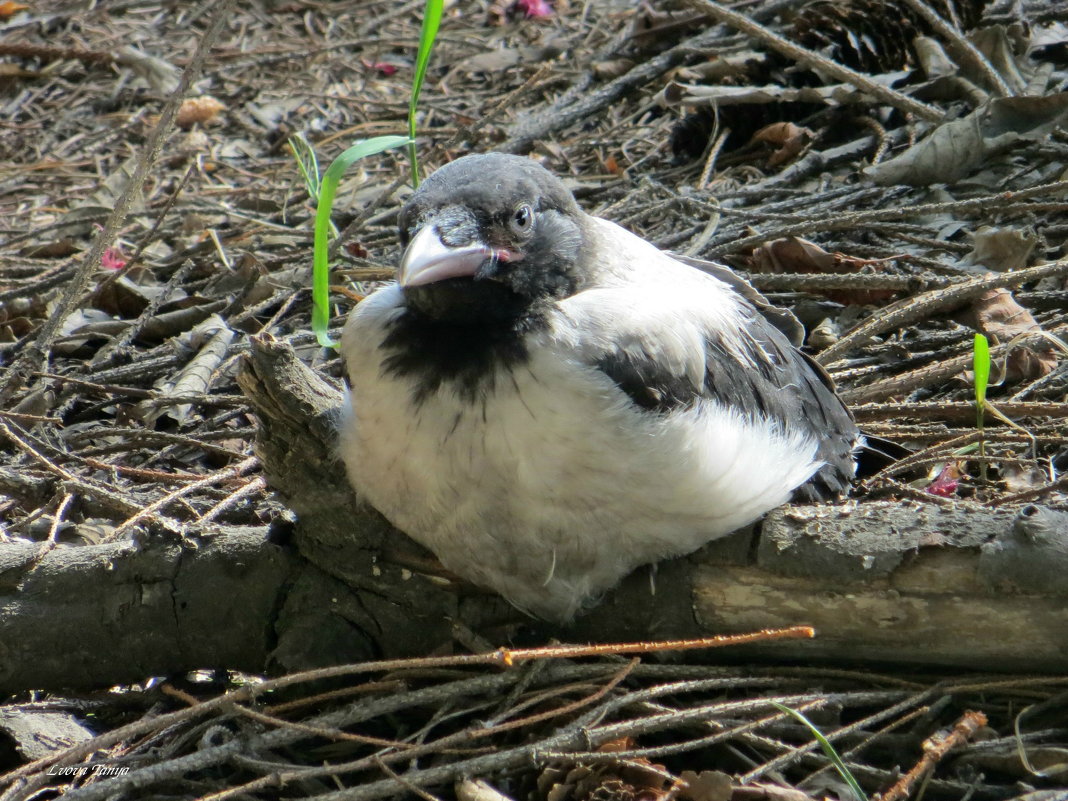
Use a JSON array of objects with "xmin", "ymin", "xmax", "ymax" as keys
[{"xmin": 396, "ymin": 153, "xmax": 585, "ymax": 321}]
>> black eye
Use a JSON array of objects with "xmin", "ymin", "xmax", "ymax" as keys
[{"xmin": 510, "ymin": 204, "xmax": 533, "ymax": 234}]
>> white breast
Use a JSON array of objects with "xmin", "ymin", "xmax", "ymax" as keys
[{"xmin": 339, "ymin": 285, "xmax": 821, "ymax": 622}]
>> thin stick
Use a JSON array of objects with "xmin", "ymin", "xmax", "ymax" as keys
[
  {"xmin": 817, "ymin": 260, "xmax": 1068, "ymax": 365},
  {"xmin": 111, "ymin": 455, "xmax": 259, "ymax": 537},
  {"xmin": 875, "ymin": 710, "xmax": 988, "ymax": 801},
  {"xmin": 495, "ymin": 627, "xmax": 814, "ymax": 666}
]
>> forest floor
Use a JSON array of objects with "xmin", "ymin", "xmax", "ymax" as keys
[{"xmin": 1, "ymin": 0, "xmax": 1067, "ymax": 799}]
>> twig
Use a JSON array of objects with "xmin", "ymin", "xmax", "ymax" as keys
[
  {"xmin": 0, "ymin": 420, "xmax": 143, "ymax": 518},
  {"xmin": 0, "ymin": 42, "xmax": 115, "ymax": 65},
  {"xmin": 110, "ymin": 455, "xmax": 258, "ymax": 537},
  {"xmin": 817, "ymin": 260, "xmax": 1068, "ymax": 365},
  {"xmin": 985, "ymin": 472, "xmax": 1068, "ymax": 506},
  {"xmin": 744, "ymin": 272, "xmax": 949, "ymax": 292},
  {"xmin": 875, "ymin": 710, "xmax": 989, "ymax": 801},
  {"xmin": 704, "ymin": 184, "xmax": 1068, "ymax": 258},
  {"xmin": 699, "ymin": 126, "xmax": 732, "ymax": 189},
  {"xmin": 850, "ymin": 400, "xmax": 1068, "ymax": 422},
  {"xmin": 496, "ymin": 627, "xmax": 814, "ymax": 666},
  {"xmin": 679, "ymin": 0, "xmax": 944, "ymax": 122},
  {"xmin": 196, "ymin": 476, "xmax": 268, "ymax": 523},
  {"xmin": 372, "ymin": 757, "xmax": 446, "ymax": 801},
  {"xmin": 501, "ymin": 26, "xmax": 736, "ymax": 153}
]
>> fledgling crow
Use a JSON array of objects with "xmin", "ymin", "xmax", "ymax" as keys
[{"xmin": 339, "ymin": 153, "xmax": 860, "ymax": 622}]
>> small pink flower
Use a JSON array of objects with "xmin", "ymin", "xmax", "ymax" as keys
[
  {"xmin": 514, "ymin": 0, "xmax": 553, "ymax": 18},
  {"xmin": 92, "ymin": 224, "xmax": 127, "ymax": 270},
  {"xmin": 925, "ymin": 464, "xmax": 961, "ymax": 497},
  {"xmin": 101, "ymin": 246, "xmax": 127, "ymax": 270},
  {"xmin": 361, "ymin": 59, "xmax": 398, "ymax": 76}
]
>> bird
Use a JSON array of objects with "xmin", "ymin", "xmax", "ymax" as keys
[{"xmin": 338, "ymin": 152, "xmax": 861, "ymax": 623}]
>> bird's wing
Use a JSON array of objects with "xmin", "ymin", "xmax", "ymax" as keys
[
  {"xmin": 559, "ymin": 220, "xmax": 859, "ymax": 500},
  {"xmin": 670, "ymin": 252, "xmax": 805, "ymax": 347}
]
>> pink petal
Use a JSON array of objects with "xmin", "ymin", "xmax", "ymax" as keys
[
  {"xmin": 515, "ymin": 0, "xmax": 553, "ymax": 18},
  {"xmin": 361, "ymin": 58, "xmax": 398, "ymax": 76},
  {"xmin": 924, "ymin": 465, "xmax": 960, "ymax": 497},
  {"xmin": 101, "ymin": 247, "xmax": 126, "ymax": 270}
]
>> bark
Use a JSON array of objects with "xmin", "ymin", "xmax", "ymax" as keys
[
  {"xmin": 239, "ymin": 337, "xmax": 1068, "ymax": 673},
  {"xmin": 2, "ymin": 338, "xmax": 1065, "ymax": 695},
  {"xmin": 0, "ymin": 527, "xmax": 292, "ymax": 694}
]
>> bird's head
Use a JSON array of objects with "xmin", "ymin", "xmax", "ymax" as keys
[{"xmin": 396, "ymin": 153, "xmax": 585, "ymax": 322}]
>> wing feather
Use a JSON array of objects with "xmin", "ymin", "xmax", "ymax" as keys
[{"xmin": 559, "ymin": 222, "xmax": 859, "ymax": 500}]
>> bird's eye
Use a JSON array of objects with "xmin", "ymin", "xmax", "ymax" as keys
[{"xmin": 510, "ymin": 204, "xmax": 533, "ymax": 234}]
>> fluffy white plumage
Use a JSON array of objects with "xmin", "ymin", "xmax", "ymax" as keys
[{"xmin": 340, "ymin": 198, "xmax": 849, "ymax": 621}]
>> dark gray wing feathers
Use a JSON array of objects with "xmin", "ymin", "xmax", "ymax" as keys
[{"xmin": 594, "ymin": 301, "xmax": 858, "ymax": 501}]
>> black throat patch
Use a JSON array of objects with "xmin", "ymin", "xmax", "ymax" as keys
[{"xmin": 380, "ymin": 299, "xmax": 549, "ymax": 406}]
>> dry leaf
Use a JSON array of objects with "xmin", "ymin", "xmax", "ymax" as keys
[
  {"xmin": 732, "ymin": 783, "xmax": 818, "ymax": 801},
  {"xmin": 176, "ymin": 96, "xmax": 226, "ymax": 128},
  {"xmin": 866, "ymin": 93, "xmax": 1068, "ymax": 185},
  {"xmin": 459, "ymin": 48, "xmax": 522, "ymax": 73},
  {"xmin": 925, "ymin": 462, "xmax": 964, "ymax": 498},
  {"xmin": 752, "ymin": 122, "xmax": 813, "ymax": 166},
  {"xmin": 748, "ymin": 236, "xmax": 898, "ymax": 305},
  {"xmin": 679, "ymin": 770, "xmax": 732, "ymax": 801},
  {"xmin": 592, "ymin": 59, "xmax": 636, "ymax": 79},
  {"xmin": 959, "ymin": 226, "xmax": 1038, "ymax": 272},
  {"xmin": 176, "ymin": 95, "xmax": 226, "ymax": 128},
  {"xmin": 0, "ymin": 1, "xmax": 29, "ymax": 18},
  {"xmin": 0, "ymin": 709, "xmax": 94, "ymax": 762},
  {"xmin": 999, "ymin": 462, "xmax": 1047, "ymax": 494},
  {"xmin": 966, "ymin": 288, "xmax": 1058, "ymax": 381}
]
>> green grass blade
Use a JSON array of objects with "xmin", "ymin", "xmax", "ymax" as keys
[
  {"xmin": 312, "ymin": 135, "xmax": 411, "ymax": 348},
  {"xmin": 973, "ymin": 334, "xmax": 990, "ymax": 407},
  {"xmin": 407, "ymin": 0, "xmax": 444, "ymax": 187},
  {"xmin": 769, "ymin": 702, "xmax": 868, "ymax": 801},
  {"xmin": 288, "ymin": 133, "xmax": 321, "ymax": 198},
  {"xmin": 973, "ymin": 333, "xmax": 991, "ymax": 483}
]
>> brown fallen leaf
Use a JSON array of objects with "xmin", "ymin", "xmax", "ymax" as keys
[
  {"xmin": 965, "ymin": 287, "xmax": 1058, "ymax": 382},
  {"xmin": 679, "ymin": 770, "xmax": 732, "ymax": 801},
  {"xmin": 960, "ymin": 226, "xmax": 1038, "ymax": 273},
  {"xmin": 999, "ymin": 462, "xmax": 1048, "ymax": 494},
  {"xmin": 752, "ymin": 121, "xmax": 813, "ymax": 166},
  {"xmin": 538, "ymin": 737, "xmax": 674, "ymax": 800},
  {"xmin": 176, "ymin": 95, "xmax": 226, "ymax": 128},
  {"xmin": 732, "ymin": 783, "xmax": 817, "ymax": 801},
  {"xmin": 602, "ymin": 153, "xmax": 623, "ymax": 175},
  {"xmin": 748, "ymin": 236, "xmax": 898, "ymax": 305},
  {"xmin": 0, "ymin": 1, "xmax": 28, "ymax": 18}
]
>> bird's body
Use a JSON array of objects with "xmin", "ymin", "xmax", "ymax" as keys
[{"xmin": 340, "ymin": 154, "xmax": 859, "ymax": 622}]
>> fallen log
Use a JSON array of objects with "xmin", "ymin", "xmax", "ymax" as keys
[
  {"xmin": 2, "ymin": 338, "xmax": 1065, "ymax": 694},
  {"xmin": 239, "ymin": 337, "xmax": 1068, "ymax": 673}
]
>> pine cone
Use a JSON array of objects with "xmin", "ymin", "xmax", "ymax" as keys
[{"xmin": 792, "ymin": 0, "xmax": 986, "ymax": 74}]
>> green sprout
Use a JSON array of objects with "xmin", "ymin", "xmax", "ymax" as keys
[
  {"xmin": 298, "ymin": 0, "xmax": 444, "ymax": 348},
  {"xmin": 770, "ymin": 702, "xmax": 868, "ymax": 801},
  {"xmin": 973, "ymin": 333, "xmax": 991, "ymax": 484},
  {"xmin": 407, "ymin": 0, "xmax": 443, "ymax": 188}
]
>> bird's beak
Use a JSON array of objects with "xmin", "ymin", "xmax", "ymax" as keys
[{"xmin": 399, "ymin": 225, "xmax": 495, "ymax": 288}]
